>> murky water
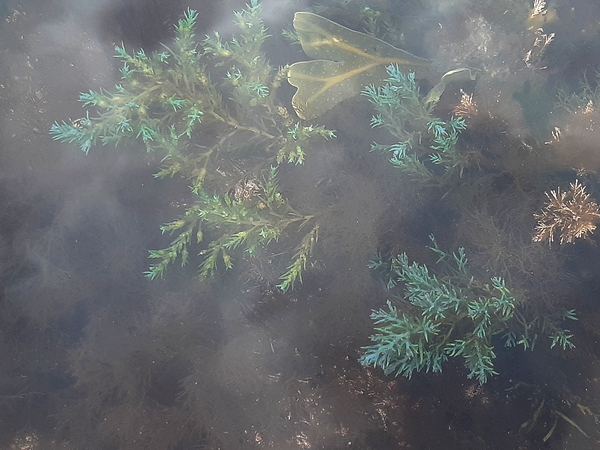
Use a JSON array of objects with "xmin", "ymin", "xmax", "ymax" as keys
[{"xmin": 1, "ymin": 0, "xmax": 600, "ymax": 449}]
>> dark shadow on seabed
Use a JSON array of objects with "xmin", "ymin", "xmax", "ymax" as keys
[{"xmin": 2, "ymin": 0, "xmax": 600, "ymax": 449}]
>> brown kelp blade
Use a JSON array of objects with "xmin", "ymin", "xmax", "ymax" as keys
[{"xmin": 288, "ymin": 12, "xmax": 431, "ymax": 120}]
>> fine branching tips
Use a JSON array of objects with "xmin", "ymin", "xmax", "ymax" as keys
[
  {"xmin": 533, "ymin": 180, "xmax": 600, "ymax": 245},
  {"xmin": 144, "ymin": 166, "xmax": 317, "ymax": 290},
  {"xmin": 50, "ymin": 1, "xmax": 334, "ymax": 289},
  {"xmin": 363, "ymin": 65, "xmax": 471, "ymax": 182},
  {"xmin": 452, "ymin": 90, "xmax": 479, "ymax": 119},
  {"xmin": 361, "ymin": 237, "xmax": 577, "ymax": 384}
]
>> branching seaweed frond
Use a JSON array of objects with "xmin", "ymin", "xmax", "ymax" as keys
[
  {"xmin": 533, "ymin": 180, "xmax": 600, "ymax": 245},
  {"xmin": 51, "ymin": 2, "xmax": 335, "ymax": 191},
  {"xmin": 361, "ymin": 239, "xmax": 576, "ymax": 383},
  {"xmin": 363, "ymin": 65, "xmax": 472, "ymax": 183},
  {"xmin": 278, "ymin": 224, "xmax": 319, "ymax": 292},
  {"xmin": 146, "ymin": 167, "xmax": 318, "ymax": 286},
  {"xmin": 51, "ymin": 3, "xmax": 332, "ymax": 290}
]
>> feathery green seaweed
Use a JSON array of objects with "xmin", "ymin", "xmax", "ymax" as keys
[
  {"xmin": 363, "ymin": 65, "xmax": 471, "ymax": 182},
  {"xmin": 50, "ymin": 3, "xmax": 334, "ymax": 191},
  {"xmin": 360, "ymin": 236, "xmax": 577, "ymax": 384},
  {"xmin": 51, "ymin": 2, "xmax": 332, "ymax": 287},
  {"xmin": 145, "ymin": 166, "xmax": 316, "ymax": 287}
]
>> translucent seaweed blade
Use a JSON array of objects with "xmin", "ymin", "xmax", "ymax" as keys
[
  {"xmin": 287, "ymin": 12, "xmax": 430, "ymax": 119},
  {"xmin": 288, "ymin": 59, "xmax": 391, "ymax": 120},
  {"xmin": 292, "ymin": 12, "xmax": 430, "ymax": 70}
]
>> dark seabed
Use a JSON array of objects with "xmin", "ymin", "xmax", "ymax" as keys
[{"xmin": 1, "ymin": 0, "xmax": 600, "ymax": 448}]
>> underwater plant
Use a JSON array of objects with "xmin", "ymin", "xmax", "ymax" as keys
[
  {"xmin": 363, "ymin": 65, "xmax": 473, "ymax": 182},
  {"xmin": 509, "ymin": 381, "xmax": 596, "ymax": 444},
  {"xmin": 533, "ymin": 180, "xmax": 600, "ymax": 245},
  {"xmin": 146, "ymin": 166, "xmax": 319, "ymax": 291},
  {"xmin": 49, "ymin": 2, "xmax": 334, "ymax": 287},
  {"xmin": 526, "ymin": 0, "xmax": 558, "ymax": 31},
  {"xmin": 287, "ymin": 11, "xmax": 431, "ymax": 119},
  {"xmin": 360, "ymin": 237, "xmax": 577, "ymax": 384},
  {"xmin": 51, "ymin": 4, "xmax": 334, "ymax": 179},
  {"xmin": 287, "ymin": 12, "xmax": 476, "ymax": 120}
]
